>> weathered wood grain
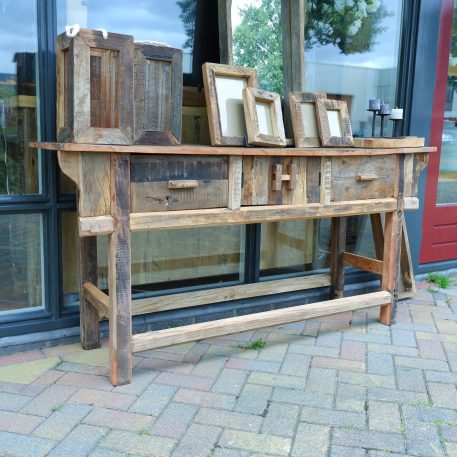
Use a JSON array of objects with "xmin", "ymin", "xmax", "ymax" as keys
[
  {"xmin": 134, "ymin": 43, "xmax": 182, "ymax": 145},
  {"xmin": 109, "ymin": 153, "xmax": 132, "ymax": 386},
  {"xmin": 353, "ymin": 137, "xmax": 425, "ymax": 148},
  {"xmin": 132, "ymin": 273, "xmax": 331, "ymax": 315},
  {"xmin": 131, "ymin": 291, "xmax": 391, "ymax": 352},
  {"xmin": 343, "ymin": 252, "xmax": 383, "ymax": 275},
  {"xmin": 316, "ymin": 99, "xmax": 353, "ymax": 147},
  {"xmin": 228, "ymin": 156, "xmax": 242, "ymax": 210},
  {"xmin": 330, "ymin": 217, "xmax": 347, "ymax": 298},
  {"xmin": 82, "ymin": 282, "xmax": 109, "ymax": 319}
]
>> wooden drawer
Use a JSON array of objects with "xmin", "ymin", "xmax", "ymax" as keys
[
  {"xmin": 242, "ymin": 156, "xmax": 308, "ymax": 205},
  {"xmin": 130, "ymin": 155, "xmax": 228, "ymax": 212},
  {"xmin": 330, "ymin": 156, "xmax": 395, "ymax": 202}
]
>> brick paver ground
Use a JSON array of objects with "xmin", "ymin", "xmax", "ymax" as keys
[{"xmin": 1, "ymin": 276, "xmax": 457, "ymax": 456}]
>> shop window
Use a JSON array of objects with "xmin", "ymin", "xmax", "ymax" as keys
[
  {"xmin": 0, "ymin": 213, "xmax": 44, "ymax": 313},
  {"xmin": 0, "ymin": 1, "xmax": 41, "ymax": 195}
]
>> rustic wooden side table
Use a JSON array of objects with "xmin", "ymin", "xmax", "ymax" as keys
[{"xmin": 32, "ymin": 142, "xmax": 432, "ymax": 385}]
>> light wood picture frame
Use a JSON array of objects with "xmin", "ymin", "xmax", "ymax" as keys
[
  {"xmin": 242, "ymin": 87, "xmax": 286, "ymax": 147},
  {"xmin": 289, "ymin": 92, "xmax": 327, "ymax": 147},
  {"xmin": 315, "ymin": 99, "xmax": 353, "ymax": 147},
  {"xmin": 202, "ymin": 63, "xmax": 259, "ymax": 146}
]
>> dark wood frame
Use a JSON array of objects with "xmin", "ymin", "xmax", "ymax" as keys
[
  {"xmin": 289, "ymin": 92, "xmax": 327, "ymax": 147},
  {"xmin": 133, "ymin": 43, "xmax": 183, "ymax": 145},
  {"xmin": 202, "ymin": 63, "xmax": 259, "ymax": 146},
  {"xmin": 242, "ymin": 87, "xmax": 286, "ymax": 147},
  {"xmin": 315, "ymin": 99, "xmax": 353, "ymax": 147}
]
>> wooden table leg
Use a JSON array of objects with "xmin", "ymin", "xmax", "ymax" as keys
[
  {"xmin": 380, "ymin": 154, "xmax": 405, "ymax": 325},
  {"xmin": 330, "ymin": 217, "xmax": 347, "ymax": 299},
  {"xmin": 109, "ymin": 153, "xmax": 132, "ymax": 386},
  {"xmin": 79, "ymin": 236, "xmax": 100, "ymax": 349}
]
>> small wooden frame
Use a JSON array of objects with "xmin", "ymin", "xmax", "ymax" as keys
[
  {"xmin": 56, "ymin": 29, "xmax": 134, "ymax": 144},
  {"xmin": 134, "ymin": 42, "xmax": 183, "ymax": 145},
  {"xmin": 316, "ymin": 99, "xmax": 353, "ymax": 147},
  {"xmin": 242, "ymin": 87, "xmax": 286, "ymax": 147},
  {"xmin": 202, "ymin": 63, "xmax": 259, "ymax": 146},
  {"xmin": 289, "ymin": 92, "xmax": 327, "ymax": 148}
]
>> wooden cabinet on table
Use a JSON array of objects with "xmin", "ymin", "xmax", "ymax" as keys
[{"xmin": 31, "ymin": 141, "xmax": 433, "ymax": 386}]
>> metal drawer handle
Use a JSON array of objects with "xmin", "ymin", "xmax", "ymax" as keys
[
  {"xmin": 356, "ymin": 174, "xmax": 378, "ymax": 181},
  {"xmin": 167, "ymin": 180, "xmax": 199, "ymax": 189}
]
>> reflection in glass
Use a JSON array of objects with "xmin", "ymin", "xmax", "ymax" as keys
[
  {"xmin": 0, "ymin": 1, "xmax": 40, "ymax": 195},
  {"xmin": 61, "ymin": 210, "xmax": 245, "ymax": 306},
  {"xmin": 0, "ymin": 214, "xmax": 44, "ymax": 313},
  {"xmin": 437, "ymin": 1, "xmax": 457, "ymax": 204}
]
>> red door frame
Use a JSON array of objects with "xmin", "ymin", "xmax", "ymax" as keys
[{"xmin": 420, "ymin": 0, "xmax": 457, "ymax": 263}]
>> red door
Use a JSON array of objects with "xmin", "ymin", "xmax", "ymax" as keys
[{"xmin": 421, "ymin": 0, "xmax": 457, "ymax": 263}]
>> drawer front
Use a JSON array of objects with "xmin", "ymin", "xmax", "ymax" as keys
[
  {"xmin": 331, "ymin": 156, "xmax": 395, "ymax": 202},
  {"xmin": 242, "ymin": 156, "xmax": 307, "ymax": 205},
  {"xmin": 130, "ymin": 155, "xmax": 228, "ymax": 212}
]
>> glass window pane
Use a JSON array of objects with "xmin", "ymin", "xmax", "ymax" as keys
[
  {"xmin": 0, "ymin": 1, "xmax": 41, "ymax": 195},
  {"xmin": 437, "ymin": 0, "xmax": 457, "ymax": 204},
  {"xmin": 61, "ymin": 210, "xmax": 245, "ymax": 307},
  {"xmin": 0, "ymin": 213, "xmax": 44, "ymax": 313}
]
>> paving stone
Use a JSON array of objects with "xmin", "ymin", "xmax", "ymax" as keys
[
  {"xmin": 272, "ymin": 386, "xmax": 334, "ymax": 408},
  {"xmin": 330, "ymin": 445, "xmax": 365, "ymax": 457},
  {"xmin": 367, "ymin": 353, "xmax": 394, "ymax": 376},
  {"xmin": 0, "ymin": 357, "xmax": 60, "ymax": 384},
  {"xmin": 279, "ymin": 353, "xmax": 310, "ymax": 376},
  {"xmin": 405, "ymin": 419, "xmax": 444, "ymax": 457},
  {"xmin": 305, "ymin": 367, "xmax": 337, "ymax": 394},
  {"xmin": 368, "ymin": 401, "xmax": 401, "ymax": 432},
  {"xmin": 316, "ymin": 331, "xmax": 342, "ymax": 348},
  {"xmin": 151, "ymin": 402, "xmax": 197, "ymax": 438},
  {"xmin": 288, "ymin": 343, "xmax": 340, "ymax": 358},
  {"xmin": 213, "ymin": 449, "xmax": 250, "ymax": 457},
  {"xmin": 235, "ymin": 384, "xmax": 271, "ymax": 415},
  {"xmin": 220, "ymin": 429, "xmax": 291, "ymax": 456},
  {"xmin": 225, "ymin": 358, "xmax": 280, "ymax": 373},
  {"xmin": 396, "ymin": 366, "xmax": 426, "ymax": 392},
  {"xmin": 0, "ymin": 410, "xmax": 44, "ymax": 434},
  {"xmin": 175, "ymin": 388, "xmax": 236, "ymax": 409},
  {"xmin": 335, "ymin": 395, "xmax": 365, "ymax": 412},
  {"xmin": 447, "ymin": 352, "xmax": 457, "ymax": 372},
  {"xmin": 442, "ymin": 425, "xmax": 457, "ymax": 442},
  {"xmin": 0, "ymin": 391, "xmax": 32, "ymax": 412},
  {"xmin": 256, "ymin": 343, "xmax": 288, "ymax": 362},
  {"xmin": 191, "ymin": 357, "xmax": 226, "ymax": 378},
  {"xmin": 111, "ymin": 369, "xmax": 158, "ymax": 396},
  {"xmin": 368, "ymin": 453, "xmax": 411, "ymax": 457},
  {"xmin": 47, "ymin": 424, "xmax": 107, "ymax": 457},
  {"xmin": 247, "ymin": 372, "xmax": 305, "ymax": 389},
  {"xmin": 57, "ymin": 372, "xmax": 113, "ymax": 391},
  {"xmin": 428, "ymin": 382, "xmax": 457, "ymax": 408},
  {"xmin": 155, "ymin": 371, "xmax": 214, "ymax": 391},
  {"xmin": 340, "ymin": 340, "xmax": 366, "ymax": 362},
  {"xmin": 343, "ymin": 332, "xmax": 390, "ymax": 344},
  {"xmin": 129, "ymin": 384, "xmax": 176, "ymax": 416},
  {"xmin": 0, "ymin": 350, "xmax": 45, "ymax": 367},
  {"xmin": 54, "ymin": 362, "xmax": 109, "ymax": 377},
  {"xmin": 446, "ymin": 442, "xmax": 457, "ymax": 457},
  {"xmin": 84, "ymin": 407, "xmax": 154, "ymax": 433},
  {"xmin": 367, "ymin": 343, "xmax": 419, "ymax": 357},
  {"xmin": 61, "ymin": 348, "xmax": 109, "ymax": 367},
  {"xmin": 70, "ymin": 388, "xmax": 136, "ymax": 410},
  {"xmin": 301, "ymin": 406, "xmax": 365, "ymax": 429},
  {"xmin": 402, "ymin": 405, "xmax": 457, "ymax": 423},
  {"xmin": 0, "ymin": 430, "xmax": 56, "ymax": 456},
  {"xmin": 332, "ymin": 428, "xmax": 404, "ymax": 453},
  {"xmin": 312, "ymin": 356, "xmax": 365, "ymax": 372},
  {"xmin": 212, "ymin": 368, "xmax": 248, "ymax": 395},
  {"xmin": 392, "ymin": 328, "xmax": 417, "ymax": 347},
  {"xmin": 195, "ymin": 407, "xmax": 262, "ymax": 432},
  {"xmin": 21, "ymin": 384, "xmax": 77, "ymax": 416},
  {"xmin": 0, "ymin": 379, "xmax": 24, "ymax": 394},
  {"xmin": 262, "ymin": 402, "xmax": 299, "ymax": 437},
  {"xmin": 418, "ymin": 339, "xmax": 446, "ymax": 360},
  {"xmin": 291, "ymin": 423, "xmax": 329, "ymax": 457},
  {"xmin": 136, "ymin": 357, "xmax": 193, "ymax": 375},
  {"xmin": 100, "ymin": 429, "xmax": 175, "ymax": 456},
  {"xmin": 425, "ymin": 370, "xmax": 457, "ymax": 383},
  {"xmin": 183, "ymin": 342, "xmax": 209, "ymax": 363},
  {"xmin": 338, "ymin": 371, "xmax": 395, "ymax": 388},
  {"xmin": 395, "ymin": 322, "xmax": 438, "ymax": 332},
  {"xmin": 337, "ymin": 383, "xmax": 366, "ymax": 400},
  {"xmin": 368, "ymin": 387, "xmax": 428, "ymax": 404},
  {"xmin": 33, "ymin": 403, "xmax": 92, "ymax": 440},
  {"xmin": 172, "ymin": 423, "xmax": 220, "ymax": 457},
  {"xmin": 89, "ymin": 449, "xmax": 131, "ymax": 457}
]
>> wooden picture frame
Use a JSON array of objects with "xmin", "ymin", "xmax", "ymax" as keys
[
  {"xmin": 289, "ymin": 92, "xmax": 327, "ymax": 147},
  {"xmin": 315, "ymin": 99, "xmax": 353, "ymax": 147},
  {"xmin": 202, "ymin": 63, "xmax": 259, "ymax": 146},
  {"xmin": 56, "ymin": 29, "xmax": 134, "ymax": 144},
  {"xmin": 242, "ymin": 87, "xmax": 286, "ymax": 147},
  {"xmin": 134, "ymin": 42, "xmax": 183, "ymax": 145}
]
